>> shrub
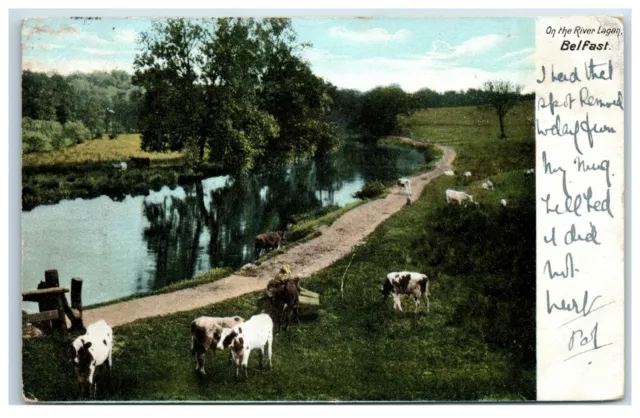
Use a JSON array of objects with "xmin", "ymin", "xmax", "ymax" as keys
[
  {"xmin": 63, "ymin": 121, "xmax": 91, "ymax": 145},
  {"xmin": 354, "ymin": 180, "xmax": 386, "ymax": 199},
  {"xmin": 22, "ymin": 130, "xmax": 50, "ymax": 154}
]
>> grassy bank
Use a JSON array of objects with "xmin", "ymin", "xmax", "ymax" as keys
[
  {"xmin": 22, "ymin": 104, "xmax": 535, "ymax": 401},
  {"xmin": 22, "ymin": 134, "xmax": 206, "ymax": 211}
]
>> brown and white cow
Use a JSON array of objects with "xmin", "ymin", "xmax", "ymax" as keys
[
  {"xmin": 217, "ymin": 314, "xmax": 274, "ymax": 379},
  {"xmin": 380, "ymin": 271, "xmax": 430, "ymax": 314},
  {"xmin": 254, "ymin": 231, "xmax": 287, "ymax": 259},
  {"xmin": 190, "ymin": 316, "xmax": 244, "ymax": 375}
]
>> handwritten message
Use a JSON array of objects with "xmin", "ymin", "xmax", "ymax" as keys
[{"xmin": 536, "ymin": 16, "xmax": 625, "ymax": 401}]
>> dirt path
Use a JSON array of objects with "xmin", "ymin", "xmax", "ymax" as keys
[{"xmin": 84, "ymin": 144, "xmax": 456, "ymax": 327}]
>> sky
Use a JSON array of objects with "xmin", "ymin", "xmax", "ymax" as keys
[{"xmin": 22, "ymin": 17, "xmax": 535, "ymax": 93}]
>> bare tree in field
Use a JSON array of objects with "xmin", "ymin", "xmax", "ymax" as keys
[{"xmin": 482, "ymin": 80, "xmax": 523, "ymax": 139}]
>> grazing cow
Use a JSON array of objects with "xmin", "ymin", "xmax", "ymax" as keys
[
  {"xmin": 445, "ymin": 189, "xmax": 474, "ymax": 205},
  {"xmin": 463, "ymin": 171, "xmax": 472, "ymax": 177},
  {"xmin": 190, "ymin": 316, "xmax": 244, "ymax": 375},
  {"xmin": 266, "ymin": 279, "xmax": 300, "ymax": 331},
  {"xmin": 380, "ymin": 271, "xmax": 430, "ymax": 313},
  {"xmin": 501, "ymin": 198, "xmax": 508, "ymax": 207},
  {"xmin": 443, "ymin": 170, "xmax": 455, "ymax": 176},
  {"xmin": 111, "ymin": 161, "xmax": 127, "ymax": 170},
  {"xmin": 130, "ymin": 157, "xmax": 151, "ymax": 168},
  {"xmin": 397, "ymin": 178, "xmax": 412, "ymax": 196},
  {"xmin": 254, "ymin": 231, "xmax": 287, "ymax": 259},
  {"xmin": 217, "ymin": 314, "xmax": 274, "ymax": 379},
  {"xmin": 68, "ymin": 320, "xmax": 113, "ymax": 399},
  {"xmin": 482, "ymin": 180, "xmax": 494, "ymax": 190},
  {"xmin": 525, "ymin": 168, "xmax": 535, "ymax": 175}
]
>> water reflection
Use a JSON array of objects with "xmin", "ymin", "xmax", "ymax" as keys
[{"xmin": 22, "ymin": 141, "xmax": 425, "ymax": 305}]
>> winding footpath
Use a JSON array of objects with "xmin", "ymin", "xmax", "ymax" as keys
[{"xmin": 84, "ymin": 143, "xmax": 456, "ymax": 327}]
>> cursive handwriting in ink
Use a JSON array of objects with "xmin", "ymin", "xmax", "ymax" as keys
[
  {"xmin": 544, "ymin": 252, "xmax": 579, "ymax": 279},
  {"xmin": 584, "ymin": 59, "xmax": 613, "ymax": 81},
  {"xmin": 564, "ymin": 322, "xmax": 613, "ymax": 362},
  {"xmin": 544, "ymin": 227, "xmax": 557, "ymax": 246},
  {"xmin": 574, "ymin": 156, "xmax": 612, "ymax": 187},
  {"xmin": 564, "ymin": 222, "xmax": 601, "ymax": 246},
  {"xmin": 546, "ymin": 290, "xmax": 602, "ymax": 317}
]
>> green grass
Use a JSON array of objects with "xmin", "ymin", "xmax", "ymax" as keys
[
  {"xmin": 22, "ymin": 134, "xmax": 182, "ymax": 167},
  {"xmin": 83, "ymin": 268, "xmax": 233, "ymax": 310},
  {"xmin": 22, "ymin": 103, "xmax": 535, "ymax": 402}
]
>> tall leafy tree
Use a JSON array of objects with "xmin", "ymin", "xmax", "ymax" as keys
[
  {"xmin": 359, "ymin": 85, "xmax": 412, "ymax": 139},
  {"xmin": 133, "ymin": 17, "xmax": 336, "ymax": 171}
]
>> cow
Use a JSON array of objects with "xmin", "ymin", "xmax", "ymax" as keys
[
  {"xmin": 130, "ymin": 157, "xmax": 151, "ymax": 168},
  {"xmin": 482, "ymin": 180, "xmax": 494, "ymax": 190},
  {"xmin": 397, "ymin": 178, "xmax": 412, "ymax": 196},
  {"xmin": 380, "ymin": 271, "xmax": 430, "ymax": 314},
  {"xmin": 443, "ymin": 170, "xmax": 455, "ymax": 176},
  {"xmin": 67, "ymin": 320, "xmax": 113, "ymax": 399},
  {"xmin": 112, "ymin": 161, "xmax": 127, "ymax": 170},
  {"xmin": 445, "ymin": 189, "xmax": 474, "ymax": 205},
  {"xmin": 217, "ymin": 313, "xmax": 274, "ymax": 379},
  {"xmin": 190, "ymin": 316, "xmax": 245, "ymax": 375},
  {"xmin": 266, "ymin": 279, "xmax": 301, "ymax": 331},
  {"xmin": 501, "ymin": 198, "xmax": 508, "ymax": 207},
  {"xmin": 463, "ymin": 171, "xmax": 472, "ymax": 177},
  {"xmin": 254, "ymin": 231, "xmax": 287, "ymax": 260}
]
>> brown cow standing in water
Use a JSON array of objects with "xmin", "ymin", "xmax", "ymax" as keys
[{"xmin": 254, "ymin": 231, "xmax": 287, "ymax": 260}]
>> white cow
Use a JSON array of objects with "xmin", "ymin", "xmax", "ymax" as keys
[
  {"xmin": 501, "ymin": 198, "xmax": 508, "ymax": 207},
  {"xmin": 397, "ymin": 178, "xmax": 412, "ymax": 196},
  {"xmin": 445, "ymin": 189, "xmax": 474, "ymax": 205},
  {"xmin": 217, "ymin": 313, "xmax": 274, "ymax": 379},
  {"xmin": 191, "ymin": 316, "xmax": 244, "ymax": 375},
  {"xmin": 443, "ymin": 170, "xmax": 455, "ymax": 176},
  {"xmin": 481, "ymin": 180, "xmax": 494, "ymax": 190},
  {"xmin": 68, "ymin": 320, "xmax": 113, "ymax": 398},
  {"xmin": 463, "ymin": 171, "xmax": 472, "ymax": 177},
  {"xmin": 380, "ymin": 271, "xmax": 430, "ymax": 313}
]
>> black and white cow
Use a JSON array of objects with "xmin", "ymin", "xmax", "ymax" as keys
[{"xmin": 380, "ymin": 271, "xmax": 430, "ymax": 313}]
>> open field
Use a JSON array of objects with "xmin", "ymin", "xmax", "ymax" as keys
[{"xmin": 22, "ymin": 104, "xmax": 535, "ymax": 402}]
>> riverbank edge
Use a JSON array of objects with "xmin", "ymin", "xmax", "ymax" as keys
[{"xmin": 78, "ymin": 140, "xmax": 452, "ymax": 320}]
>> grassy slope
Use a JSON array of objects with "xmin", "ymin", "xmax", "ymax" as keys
[
  {"xmin": 22, "ymin": 134, "xmax": 182, "ymax": 167},
  {"xmin": 22, "ymin": 104, "xmax": 535, "ymax": 402}
]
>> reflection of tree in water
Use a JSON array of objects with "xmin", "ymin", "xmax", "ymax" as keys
[
  {"xmin": 140, "ymin": 141, "xmax": 425, "ymax": 290},
  {"xmin": 142, "ymin": 186, "xmax": 203, "ymax": 290}
]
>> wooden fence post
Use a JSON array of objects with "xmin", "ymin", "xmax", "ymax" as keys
[{"xmin": 70, "ymin": 278, "xmax": 84, "ymax": 331}]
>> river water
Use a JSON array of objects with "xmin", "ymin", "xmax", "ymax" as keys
[{"xmin": 22, "ymin": 141, "xmax": 426, "ymax": 306}]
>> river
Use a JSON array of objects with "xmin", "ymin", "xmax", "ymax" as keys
[{"xmin": 22, "ymin": 141, "xmax": 427, "ymax": 307}]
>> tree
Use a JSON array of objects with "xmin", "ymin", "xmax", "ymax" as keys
[
  {"xmin": 359, "ymin": 85, "xmax": 412, "ymax": 139},
  {"xmin": 481, "ymin": 80, "xmax": 523, "ymax": 139},
  {"xmin": 133, "ymin": 17, "xmax": 336, "ymax": 171}
]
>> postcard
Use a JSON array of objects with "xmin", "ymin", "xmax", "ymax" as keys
[{"xmin": 19, "ymin": 14, "xmax": 625, "ymax": 402}]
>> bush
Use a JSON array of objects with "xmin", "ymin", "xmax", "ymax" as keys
[
  {"xmin": 63, "ymin": 121, "xmax": 91, "ymax": 145},
  {"xmin": 22, "ymin": 130, "xmax": 50, "ymax": 154},
  {"xmin": 354, "ymin": 180, "xmax": 386, "ymax": 199},
  {"xmin": 22, "ymin": 118, "xmax": 90, "ymax": 153}
]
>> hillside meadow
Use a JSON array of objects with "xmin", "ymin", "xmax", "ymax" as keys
[{"xmin": 22, "ymin": 104, "xmax": 536, "ymax": 401}]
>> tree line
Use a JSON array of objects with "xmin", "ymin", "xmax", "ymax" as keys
[
  {"xmin": 22, "ymin": 17, "xmax": 531, "ymax": 159},
  {"xmin": 22, "ymin": 69, "xmax": 142, "ymax": 137},
  {"xmin": 326, "ymin": 81, "xmax": 532, "ymax": 140}
]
